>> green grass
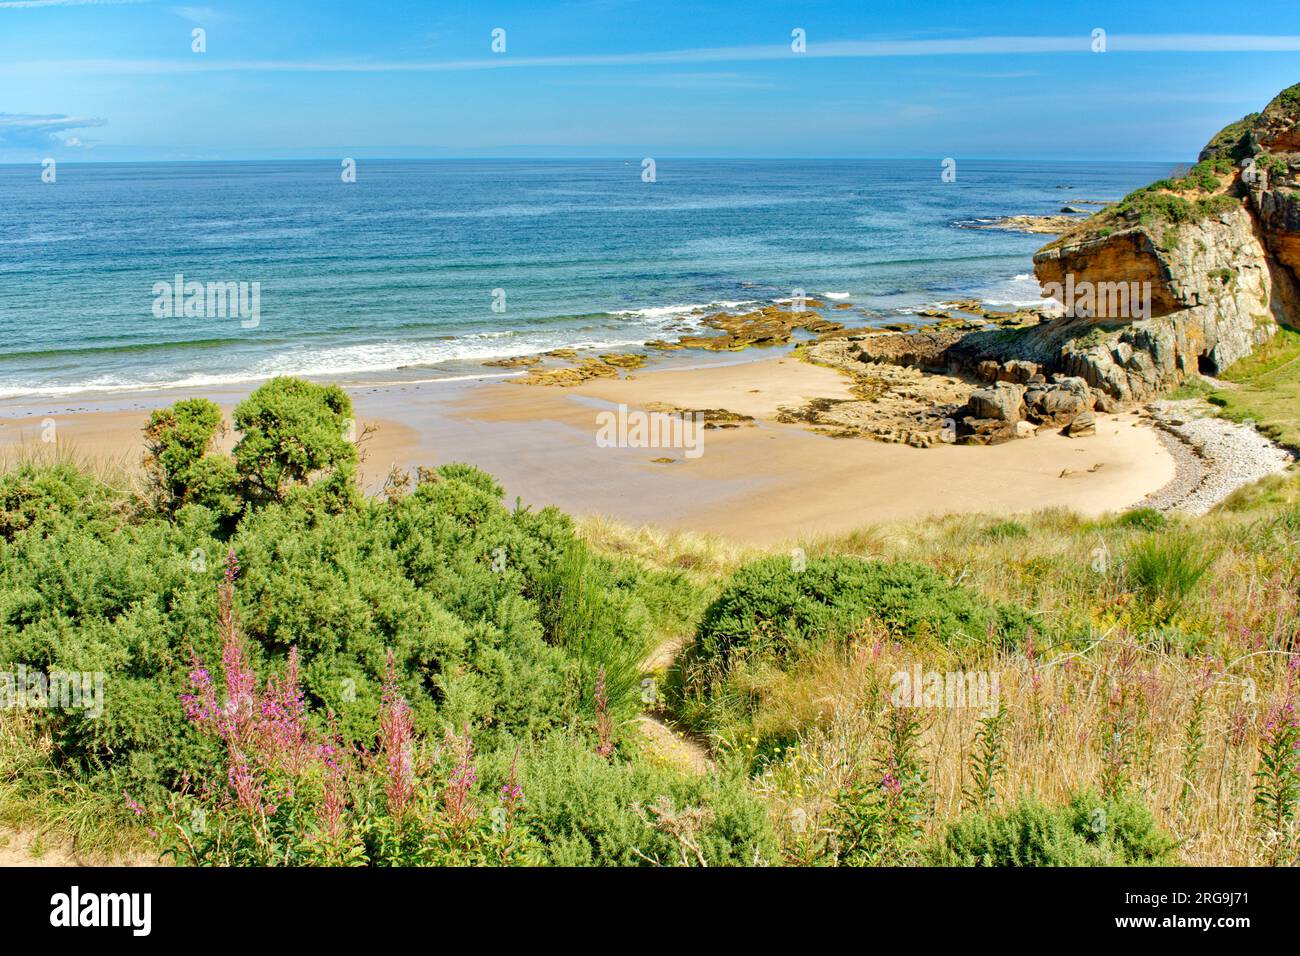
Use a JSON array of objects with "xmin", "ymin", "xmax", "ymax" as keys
[
  {"xmin": 1124, "ymin": 533, "xmax": 1214, "ymax": 620},
  {"xmin": 1210, "ymin": 327, "xmax": 1300, "ymax": 450}
]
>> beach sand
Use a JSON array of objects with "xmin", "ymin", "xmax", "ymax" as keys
[{"xmin": 0, "ymin": 357, "xmax": 1175, "ymax": 546}]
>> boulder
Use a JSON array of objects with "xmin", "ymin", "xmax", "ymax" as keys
[
  {"xmin": 1002, "ymin": 359, "xmax": 1042, "ymax": 383},
  {"xmin": 1066, "ymin": 410, "xmax": 1097, "ymax": 437},
  {"xmin": 957, "ymin": 416, "xmax": 1018, "ymax": 446},
  {"xmin": 1024, "ymin": 376, "xmax": 1093, "ymax": 425},
  {"xmin": 967, "ymin": 381, "xmax": 1025, "ymax": 422}
]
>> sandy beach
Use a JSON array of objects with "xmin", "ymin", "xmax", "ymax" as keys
[{"xmin": 0, "ymin": 355, "xmax": 1177, "ymax": 545}]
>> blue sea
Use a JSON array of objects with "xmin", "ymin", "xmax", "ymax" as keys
[{"xmin": 0, "ymin": 159, "xmax": 1172, "ymax": 399}]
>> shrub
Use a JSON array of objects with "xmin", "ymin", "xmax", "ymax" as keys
[
  {"xmin": 231, "ymin": 377, "xmax": 358, "ymax": 507},
  {"xmin": 500, "ymin": 736, "xmax": 776, "ymax": 866},
  {"xmin": 981, "ymin": 519, "xmax": 1028, "ymax": 541},
  {"xmin": 926, "ymin": 792, "xmax": 1180, "ymax": 866},
  {"xmin": 0, "ymin": 461, "xmax": 124, "ymax": 541},
  {"xmin": 687, "ymin": 555, "xmax": 1033, "ymax": 678},
  {"xmin": 143, "ymin": 398, "xmax": 237, "ymax": 517},
  {"xmin": 1113, "ymin": 507, "xmax": 1168, "ymax": 532},
  {"xmin": 1125, "ymin": 533, "xmax": 1214, "ymax": 616}
]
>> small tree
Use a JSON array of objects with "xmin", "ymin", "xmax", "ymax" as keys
[
  {"xmin": 231, "ymin": 377, "xmax": 358, "ymax": 506},
  {"xmin": 143, "ymin": 398, "xmax": 240, "ymax": 517}
]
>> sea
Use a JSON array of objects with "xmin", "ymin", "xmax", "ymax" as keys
[{"xmin": 0, "ymin": 158, "xmax": 1175, "ymax": 399}]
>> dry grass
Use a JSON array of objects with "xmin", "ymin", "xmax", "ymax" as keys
[
  {"xmin": 0, "ymin": 439, "xmax": 145, "ymax": 500},
  {"xmin": 0, "ymin": 710, "xmax": 152, "ymax": 860},
  {"xmin": 587, "ymin": 472, "xmax": 1300, "ymax": 866},
  {"xmin": 749, "ymin": 635, "xmax": 1295, "ymax": 866}
]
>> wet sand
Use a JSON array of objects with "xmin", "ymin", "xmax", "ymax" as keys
[{"xmin": 0, "ymin": 357, "xmax": 1176, "ymax": 545}]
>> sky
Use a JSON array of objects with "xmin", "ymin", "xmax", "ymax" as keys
[{"xmin": 1, "ymin": 0, "xmax": 1299, "ymax": 162}]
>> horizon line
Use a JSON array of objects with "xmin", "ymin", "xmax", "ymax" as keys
[{"xmin": 0, "ymin": 155, "xmax": 1193, "ymax": 166}]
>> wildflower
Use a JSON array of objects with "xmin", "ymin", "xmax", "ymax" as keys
[
  {"xmin": 443, "ymin": 727, "xmax": 479, "ymax": 839},
  {"xmin": 378, "ymin": 649, "xmax": 415, "ymax": 819},
  {"xmin": 317, "ymin": 715, "xmax": 348, "ymax": 842}
]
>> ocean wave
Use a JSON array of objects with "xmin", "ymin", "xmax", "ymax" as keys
[
  {"xmin": 0, "ymin": 329, "xmax": 665, "ymax": 400},
  {"xmin": 608, "ymin": 299, "xmax": 755, "ymax": 320}
]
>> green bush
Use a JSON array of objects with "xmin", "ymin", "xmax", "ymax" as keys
[
  {"xmin": 927, "ymin": 792, "xmax": 1180, "ymax": 866},
  {"xmin": 981, "ymin": 519, "xmax": 1029, "ymax": 541},
  {"xmin": 232, "ymin": 377, "xmax": 358, "ymax": 507},
  {"xmin": 1125, "ymin": 533, "xmax": 1214, "ymax": 616},
  {"xmin": 1113, "ymin": 508, "xmax": 1169, "ymax": 532},
  {"xmin": 143, "ymin": 398, "xmax": 236, "ymax": 516},
  {"xmin": 499, "ymin": 736, "xmax": 776, "ymax": 866},
  {"xmin": 0, "ymin": 461, "xmax": 125, "ymax": 542},
  {"xmin": 687, "ymin": 555, "xmax": 1033, "ymax": 676},
  {"xmin": 0, "ymin": 383, "xmax": 661, "ymax": 798}
]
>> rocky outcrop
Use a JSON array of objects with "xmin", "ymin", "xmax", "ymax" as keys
[
  {"xmin": 959, "ymin": 214, "xmax": 1087, "ymax": 235},
  {"xmin": 797, "ymin": 84, "xmax": 1300, "ymax": 446},
  {"xmin": 1027, "ymin": 83, "xmax": 1300, "ymax": 406},
  {"xmin": 955, "ymin": 376, "xmax": 1096, "ymax": 445}
]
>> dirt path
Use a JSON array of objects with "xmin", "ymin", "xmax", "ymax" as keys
[
  {"xmin": 0, "ymin": 826, "xmax": 159, "ymax": 867},
  {"xmin": 637, "ymin": 638, "xmax": 713, "ymax": 775}
]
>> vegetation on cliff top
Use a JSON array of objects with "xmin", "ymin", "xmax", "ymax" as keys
[{"xmin": 1046, "ymin": 155, "xmax": 1243, "ymax": 247}]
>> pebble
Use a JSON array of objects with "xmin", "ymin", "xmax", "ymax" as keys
[{"xmin": 1139, "ymin": 400, "xmax": 1295, "ymax": 515}]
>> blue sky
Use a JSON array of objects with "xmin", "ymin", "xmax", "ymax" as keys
[{"xmin": 2, "ymin": 0, "xmax": 1299, "ymax": 162}]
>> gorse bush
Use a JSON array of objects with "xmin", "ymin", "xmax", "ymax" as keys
[
  {"xmin": 0, "ymin": 380, "xmax": 650, "ymax": 794},
  {"xmin": 142, "ymin": 377, "xmax": 359, "ymax": 524},
  {"xmin": 927, "ymin": 792, "xmax": 1180, "ymax": 866},
  {"xmin": 685, "ymin": 555, "xmax": 1033, "ymax": 680},
  {"xmin": 231, "ymin": 377, "xmax": 358, "ymax": 508},
  {"xmin": 1113, "ymin": 507, "xmax": 1169, "ymax": 533},
  {"xmin": 128, "ymin": 558, "xmax": 772, "ymax": 866},
  {"xmin": 143, "ymin": 398, "xmax": 238, "ymax": 519}
]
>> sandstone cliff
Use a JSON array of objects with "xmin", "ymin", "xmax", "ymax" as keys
[
  {"xmin": 1030, "ymin": 83, "xmax": 1300, "ymax": 407},
  {"xmin": 798, "ymin": 84, "xmax": 1300, "ymax": 444}
]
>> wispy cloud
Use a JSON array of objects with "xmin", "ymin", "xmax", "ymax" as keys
[
  {"xmin": 0, "ymin": 0, "xmax": 147, "ymax": 8},
  {"xmin": 0, "ymin": 113, "xmax": 105, "ymax": 148},
  {"xmin": 2, "ymin": 33, "xmax": 1296, "ymax": 73},
  {"xmin": 549, "ymin": 71, "xmax": 774, "ymax": 90},
  {"xmin": 170, "ymin": 5, "xmax": 217, "ymax": 22}
]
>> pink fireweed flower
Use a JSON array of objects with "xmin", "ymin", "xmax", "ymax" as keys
[
  {"xmin": 500, "ymin": 782, "xmax": 524, "ymax": 804},
  {"xmin": 443, "ymin": 727, "xmax": 479, "ymax": 838},
  {"xmin": 181, "ymin": 649, "xmax": 216, "ymax": 725},
  {"xmin": 228, "ymin": 748, "xmax": 262, "ymax": 817},
  {"xmin": 123, "ymin": 790, "xmax": 145, "ymax": 817},
  {"xmin": 317, "ymin": 716, "xmax": 348, "ymax": 841},
  {"xmin": 881, "ymin": 773, "xmax": 902, "ymax": 796},
  {"xmin": 378, "ymin": 649, "xmax": 416, "ymax": 819},
  {"xmin": 219, "ymin": 618, "xmax": 255, "ymax": 740},
  {"xmin": 261, "ymin": 646, "xmax": 308, "ymax": 773}
]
